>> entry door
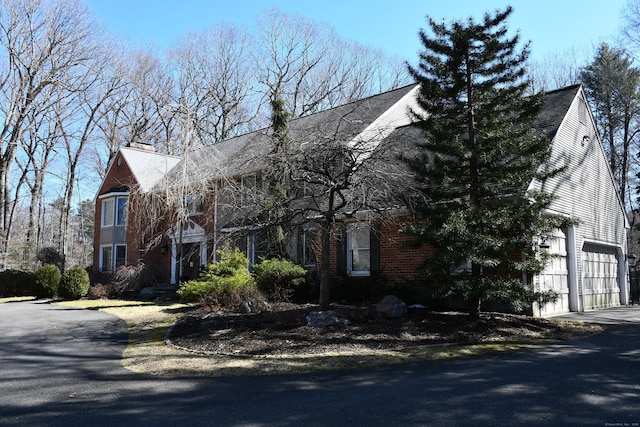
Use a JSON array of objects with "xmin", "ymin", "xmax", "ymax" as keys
[{"xmin": 178, "ymin": 243, "xmax": 202, "ymax": 282}]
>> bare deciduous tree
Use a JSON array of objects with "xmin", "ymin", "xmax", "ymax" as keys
[
  {"xmin": 0, "ymin": 0, "xmax": 98, "ymax": 267},
  {"xmin": 170, "ymin": 25, "xmax": 259, "ymax": 146},
  {"xmin": 255, "ymin": 8, "xmax": 410, "ymax": 120}
]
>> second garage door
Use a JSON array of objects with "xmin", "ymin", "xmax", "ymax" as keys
[{"xmin": 582, "ymin": 243, "xmax": 620, "ymax": 310}]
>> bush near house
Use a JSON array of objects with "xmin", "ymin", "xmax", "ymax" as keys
[
  {"xmin": 59, "ymin": 267, "xmax": 90, "ymax": 300},
  {"xmin": 253, "ymin": 258, "xmax": 307, "ymax": 302},
  {"xmin": 33, "ymin": 264, "xmax": 62, "ymax": 298},
  {"xmin": 177, "ymin": 247, "xmax": 261, "ymax": 308},
  {"xmin": 0, "ymin": 269, "xmax": 34, "ymax": 297}
]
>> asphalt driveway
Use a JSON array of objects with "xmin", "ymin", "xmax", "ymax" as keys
[{"xmin": 1, "ymin": 300, "xmax": 639, "ymax": 426}]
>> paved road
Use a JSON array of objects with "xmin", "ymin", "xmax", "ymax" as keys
[{"xmin": 1, "ymin": 301, "xmax": 639, "ymax": 426}]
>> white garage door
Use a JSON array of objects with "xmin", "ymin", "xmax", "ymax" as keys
[
  {"xmin": 535, "ymin": 230, "xmax": 569, "ymax": 317},
  {"xmin": 582, "ymin": 244, "xmax": 620, "ymax": 310}
]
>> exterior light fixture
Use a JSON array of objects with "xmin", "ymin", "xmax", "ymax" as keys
[{"xmin": 581, "ymin": 135, "xmax": 589, "ymax": 147}]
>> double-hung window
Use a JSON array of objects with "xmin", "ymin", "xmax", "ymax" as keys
[
  {"xmin": 347, "ymin": 224, "xmax": 370, "ymax": 276},
  {"xmin": 302, "ymin": 228, "xmax": 317, "ymax": 267},
  {"xmin": 102, "ymin": 199, "xmax": 115, "ymax": 227},
  {"xmin": 101, "ymin": 246, "xmax": 113, "ymax": 272},
  {"xmin": 237, "ymin": 174, "xmax": 258, "ymax": 207},
  {"xmin": 102, "ymin": 196, "xmax": 127, "ymax": 227},
  {"xmin": 185, "ymin": 194, "xmax": 204, "ymax": 215}
]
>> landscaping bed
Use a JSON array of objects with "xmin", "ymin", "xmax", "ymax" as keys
[{"xmin": 168, "ymin": 303, "xmax": 601, "ymax": 357}]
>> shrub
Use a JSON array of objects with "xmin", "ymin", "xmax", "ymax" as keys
[
  {"xmin": 59, "ymin": 267, "xmax": 90, "ymax": 300},
  {"xmin": 33, "ymin": 264, "xmax": 61, "ymax": 298},
  {"xmin": 253, "ymin": 258, "xmax": 307, "ymax": 302},
  {"xmin": 87, "ymin": 283, "xmax": 111, "ymax": 300},
  {"xmin": 177, "ymin": 247, "xmax": 259, "ymax": 309},
  {"xmin": 0, "ymin": 269, "xmax": 34, "ymax": 297},
  {"xmin": 88, "ymin": 262, "xmax": 158, "ymax": 298}
]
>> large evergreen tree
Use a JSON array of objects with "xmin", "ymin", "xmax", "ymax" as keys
[
  {"xmin": 580, "ymin": 43, "xmax": 640, "ymax": 207},
  {"xmin": 405, "ymin": 7, "xmax": 568, "ymax": 316}
]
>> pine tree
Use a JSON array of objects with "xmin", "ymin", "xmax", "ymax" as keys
[
  {"xmin": 406, "ymin": 7, "xmax": 568, "ymax": 316},
  {"xmin": 580, "ymin": 43, "xmax": 640, "ymax": 207}
]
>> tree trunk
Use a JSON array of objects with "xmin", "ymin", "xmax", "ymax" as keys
[{"xmin": 319, "ymin": 221, "xmax": 331, "ymax": 311}]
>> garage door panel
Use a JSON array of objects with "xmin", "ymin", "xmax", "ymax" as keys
[
  {"xmin": 582, "ymin": 244, "xmax": 620, "ymax": 310},
  {"xmin": 536, "ymin": 230, "xmax": 569, "ymax": 316}
]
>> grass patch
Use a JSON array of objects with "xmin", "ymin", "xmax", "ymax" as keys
[{"xmin": 0, "ymin": 296, "xmax": 36, "ymax": 303}]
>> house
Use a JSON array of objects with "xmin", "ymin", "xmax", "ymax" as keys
[{"xmin": 93, "ymin": 83, "xmax": 630, "ymax": 316}]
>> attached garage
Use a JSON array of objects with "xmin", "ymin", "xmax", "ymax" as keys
[{"xmin": 581, "ymin": 243, "xmax": 621, "ymax": 310}]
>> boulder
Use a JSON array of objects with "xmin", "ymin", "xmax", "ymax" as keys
[
  {"xmin": 306, "ymin": 310, "xmax": 348, "ymax": 328},
  {"xmin": 237, "ymin": 299, "xmax": 271, "ymax": 314},
  {"xmin": 376, "ymin": 295, "xmax": 407, "ymax": 318}
]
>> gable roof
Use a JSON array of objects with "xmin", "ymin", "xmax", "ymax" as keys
[
  {"xmin": 161, "ymin": 83, "xmax": 420, "ymax": 184},
  {"xmin": 534, "ymin": 84, "xmax": 581, "ymax": 140},
  {"xmin": 119, "ymin": 147, "xmax": 181, "ymax": 193},
  {"xmin": 112, "ymin": 83, "xmax": 584, "ymax": 194}
]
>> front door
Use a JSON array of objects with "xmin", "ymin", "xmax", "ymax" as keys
[{"xmin": 177, "ymin": 243, "xmax": 202, "ymax": 282}]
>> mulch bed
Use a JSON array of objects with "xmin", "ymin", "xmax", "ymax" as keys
[{"xmin": 168, "ymin": 303, "xmax": 596, "ymax": 357}]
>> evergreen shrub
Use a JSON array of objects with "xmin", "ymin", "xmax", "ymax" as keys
[
  {"xmin": 253, "ymin": 258, "xmax": 307, "ymax": 302},
  {"xmin": 33, "ymin": 264, "xmax": 61, "ymax": 298},
  {"xmin": 177, "ymin": 247, "xmax": 259, "ymax": 308},
  {"xmin": 59, "ymin": 267, "xmax": 90, "ymax": 300},
  {"xmin": 0, "ymin": 270, "xmax": 34, "ymax": 297}
]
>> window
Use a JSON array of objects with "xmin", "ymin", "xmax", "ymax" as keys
[
  {"xmin": 237, "ymin": 174, "xmax": 258, "ymax": 207},
  {"xmin": 347, "ymin": 224, "xmax": 370, "ymax": 276},
  {"xmin": 102, "ymin": 199, "xmax": 114, "ymax": 227},
  {"xmin": 102, "ymin": 196, "xmax": 127, "ymax": 227},
  {"xmin": 101, "ymin": 246, "xmax": 113, "ymax": 272},
  {"xmin": 302, "ymin": 228, "xmax": 317, "ymax": 267},
  {"xmin": 115, "ymin": 245, "xmax": 127, "ymax": 267},
  {"xmin": 185, "ymin": 194, "xmax": 204, "ymax": 215},
  {"xmin": 116, "ymin": 197, "xmax": 127, "ymax": 226}
]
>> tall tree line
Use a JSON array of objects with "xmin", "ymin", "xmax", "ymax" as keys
[{"xmin": 0, "ymin": 0, "xmax": 409, "ymax": 271}]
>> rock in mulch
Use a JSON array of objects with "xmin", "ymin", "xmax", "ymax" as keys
[
  {"xmin": 306, "ymin": 310, "xmax": 348, "ymax": 328},
  {"xmin": 237, "ymin": 299, "xmax": 272, "ymax": 314},
  {"xmin": 376, "ymin": 295, "xmax": 407, "ymax": 318}
]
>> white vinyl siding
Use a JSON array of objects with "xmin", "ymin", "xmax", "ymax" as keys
[{"xmin": 529, "ymin": 88, "xmax": 628, "ymax": 315}]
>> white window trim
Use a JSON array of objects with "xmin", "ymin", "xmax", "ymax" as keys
[
  {"xmin": 100, "ymin": 245, "xmax": 113, "ymax": 272},
  {"xmin": 238, "ymin": 174, "xmax": 258, "ymax": 207},
  {"xmin": 185, "ymin": 193, "xmax": 204, "ymax": 216},
  {"xmin": 347, "ymin": 224, "xmax": 371, "ymax": 276},
  {"xmin": 102, "ymin": 199, "xmax": 115, "ymax": 227},
  {"xmin": 101, "ymin": 195, "xmax": 128, "ymax": 228},
  {"xmin": 115, "ymin": 244, "xmax": 127, "ymax": 267},
  {"xmin": 116, "ymin": 197, "xmax": 127, "ymax": 226}
]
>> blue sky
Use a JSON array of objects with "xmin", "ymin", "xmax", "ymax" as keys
[{"xmin": 85, "ymin": 0, "xmax": 629, "ymax": 63}]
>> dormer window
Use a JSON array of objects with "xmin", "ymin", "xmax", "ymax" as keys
[{"xmin": 185, "ymin": 194, "xmax": 204, "ymax": 215}]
